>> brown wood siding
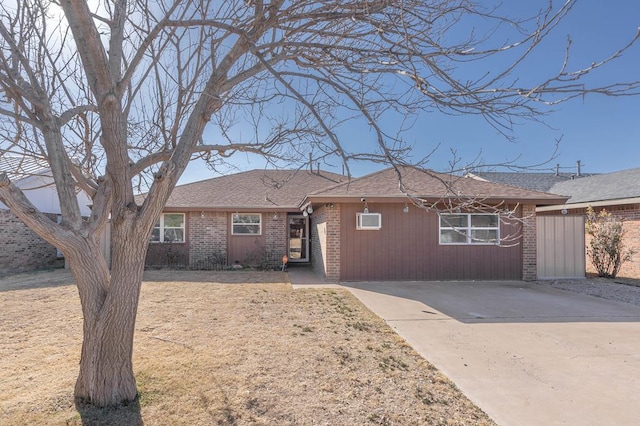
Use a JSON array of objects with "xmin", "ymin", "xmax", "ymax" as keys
[
  {"xmin": 145, "ymin": 213, "xmax": 190, "ymax": 268},
  {"xmin": 227, "ymin": 213, "xmax": 267, "ymax": 266},
  {"xmin": 146, "ymin": 242, "xmax": 189, "ymax": 267},
  {"xmin": 339, "ymin": 203, "xmax": 522, "ymax": 281}
]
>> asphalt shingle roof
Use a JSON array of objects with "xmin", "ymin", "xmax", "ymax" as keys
[
  {"xmin": 146, "ymin": 167, "xmax": 568, "ymax": 210},
  {"xmin": 548, "ymin": 167, "xmax": 640, "ymax": 204},
  {"xmin": 309, "ymin": 167, "xmax": 567, "ymax": 204},
  {"xmin": 471, "ymin": 171, "xmax": 577, "ymax": 192},
  {"xmin": 154, "ymin": 169, "xmax": 345, "ymax": 209}
]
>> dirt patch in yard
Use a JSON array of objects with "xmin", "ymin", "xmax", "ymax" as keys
[{"xmin": 0, "ymin": 270, "xmax": 494, "ymax": 425}]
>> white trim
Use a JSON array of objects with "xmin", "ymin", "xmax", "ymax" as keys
[
  {"xmin": 464, "ymin": 172, "xmax": 489, "ymax": 182},
  {"xmin": 536, "ymin": 197, "xmax": 640, "ymax": 212},
  {"xmin": 439, "ymin": 213, "xmax": 500, "ymax": 245},
  {"xmin": 151, "ymin": 213, "xmax": 185, "ymax": 243},
  {"xmin": 231, "ymin": 213, "xmax": 262, "ymax": 235}
]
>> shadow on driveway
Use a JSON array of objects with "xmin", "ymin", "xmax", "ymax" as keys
[
  {"xmin": 342, "ymin": 280, "xmax": 640, "ymax": 323},
  {"xmin": 342, "ymin": 280, "xmax": 640, "ymax": 426}
]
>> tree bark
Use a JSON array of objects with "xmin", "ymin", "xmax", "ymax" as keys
[{"xmin": 70, "ymin": 220, "xmax": 148, "ymax": 407}]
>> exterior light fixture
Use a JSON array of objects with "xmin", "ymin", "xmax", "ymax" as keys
[
  {"xmin": 306, "ymin": 205, "xmax": 313, "ymax": 214},
  {"xmin": 200, "ymin": 211, "xmax": 205, "ymax": 219},
  {"xmin": 363, "ymin": 201, "xmax": 369, "ymax": 214},
  {"xmin": 403, "ymin": 203, "xmax": 409, "ymax": 214},
  {"xmin": 303, "ymin": 209, "xmax": 308, "ymax": 217},
  {"xmin": 273, "ymin": 212, "xmax": 279, "ymax": 221}
]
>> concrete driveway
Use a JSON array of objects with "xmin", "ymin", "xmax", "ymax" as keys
[{"xmin": 343, "ymin": 281, "xmax": 640, "ymax": 426}]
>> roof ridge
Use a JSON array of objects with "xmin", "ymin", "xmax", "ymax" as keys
[
  {"xmin": 174, "ymin": 168, "xmax": 345, "ymax": 188},
  {"xmin": 304, "ymin": 165, "xmax": 567, "ymax": 205},
  {"xmin": 552, "ymin": 167, "xmax": 640, "ymax": 187},
  {"xmin": 463, "ymin": 173, "xmax": 569, "ymax": 197},
  {"xmin": 305, "ymin": 166, "xmax": 393, "ymax": 197},
  {"xmin": 141, "ymin": 167, "xmax": 348, "ymax": 209}
]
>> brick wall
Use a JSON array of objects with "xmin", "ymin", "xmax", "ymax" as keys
[
  {"xmin": 265, "ymin": 212, "xmax": 287, "ymax": 261},
  {"xmin": 188, "ymin": 211, "xmax": 227, "ymax": 267},
  {"xmin": 521, "ymin": 204, "xmax": 537, "ymax": 281},
  {"xmin": 187, "ymin": 211, "xmax": 288, "ymax": 269},
  {"xmin": 325, "ymin": 204, "xmax": 341, "ymax": 281},
  {"xmin": 574, "ymin": 204, "xmax": 640, "ymax": 279},
  {"xmin": 612, "ymin": 207, "xmax": 640, "ymax": 279},
  {"xmin": 310, "ymin": 204, "xmax": 341, "ymax": 282},
  {"xmin": 0, "ymin": 209, "xmax": 61, "ymax": 274}
]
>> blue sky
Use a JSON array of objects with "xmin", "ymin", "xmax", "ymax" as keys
[{"xmin": 179, "ymin": 1, "xmax": 640, "ymax": 184}]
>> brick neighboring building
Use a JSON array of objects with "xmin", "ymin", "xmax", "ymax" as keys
[
  {"xmin": 152, "ymin": 167, "xmax": 565, "ymax": 281},
  {"xmin": 0, "ymin": 210, "xmax": 62, "ymax": 273},
  {"xmin": 0, "ymin": 157, "xmax": 93, "ymax": 275}
]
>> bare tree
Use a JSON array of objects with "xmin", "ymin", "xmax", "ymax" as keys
[{"xmin": 0, "ymin": 0, "xmax": 638, "ymax": 407}]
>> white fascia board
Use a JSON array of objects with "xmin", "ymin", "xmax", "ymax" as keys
[{"xmin": 536, "ymin": 197, "xmax": 640, "ymax": 212}]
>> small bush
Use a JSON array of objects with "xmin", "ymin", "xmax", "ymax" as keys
[
  {"xmin": 244, "ymin": 244, "xmax": 282, "ymax": 270},
  {"xmin": 189, "ymin": 251, "xmax": 227, "ymax": 270},
  {"xmin": 585, "ymin": 207, "xmax": 634, "ymax": 278}
]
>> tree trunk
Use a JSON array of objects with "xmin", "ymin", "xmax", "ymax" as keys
[{"xmin": 70, "ymin": 224, "xmax": 148, "ymax": 407}]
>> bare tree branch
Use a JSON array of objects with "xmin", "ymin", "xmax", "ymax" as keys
[{"xmin": 0, "ymin": 0, "xmax": 638, "ymax": 407}]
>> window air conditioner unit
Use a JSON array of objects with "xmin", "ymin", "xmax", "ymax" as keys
[{"xmin": 356, "ymin": 212, "xmax": 382, "ymax": 230}]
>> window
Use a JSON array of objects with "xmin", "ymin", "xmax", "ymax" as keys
[
  {"xmin": 439, "ymin": 213, "xmax": 499, "ymax": 245},
  {"xmin": 151, "ymin": 213, "xmax": 185, "ymax": 243},
  {"xmin": 232, "ymin": 213, "xmax": 262, "ymax": 235}
]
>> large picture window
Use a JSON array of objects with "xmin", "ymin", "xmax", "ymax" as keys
[
  {"xmin": 439, "ymin": 213, "xmax": 499, "ymax": 245},
  {"xmin": 151, "ymin": 213, "xmax": 185, "ymax": 243},
  {"xmin": 232, "ymin": 213, "xmax": 262, "ymax": 235}
]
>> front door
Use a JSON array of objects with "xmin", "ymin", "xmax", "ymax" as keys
[{"xmin": 288, "ymin": 215, "xmax": 309, "ymax": 262}]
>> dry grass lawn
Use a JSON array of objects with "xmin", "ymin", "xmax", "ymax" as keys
[{"xmin": 0, "ymin": 269, "xmax": 494, "ymax": 425}]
